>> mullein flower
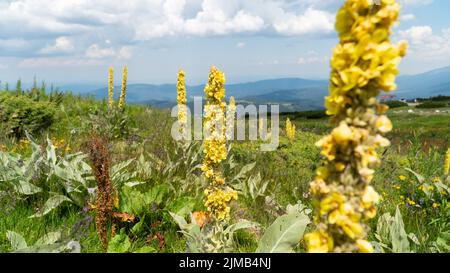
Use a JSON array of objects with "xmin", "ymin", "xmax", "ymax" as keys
[
  {"xmin": 304, "ymin": 0, "xmax": 407, "ymax": 253},
  {"xmin": 108, "ymin": 66, "xmax": 114, "ymax": 108},
  {"xmin": 118, "ymin": 66, "xmax": 128, "ymax": 109},
  {"xmin": 444, "ymin": 148, "xmax": 450, "ymax": 175},
  {"xmin": 177, "ymin": 69, "xmax": 187, "ymax": 136},
  {"xmin": 226, "ymin": 96, "xmax": 236, "ymax": 140},
  {"xmin": 285, "ymin": 118, "xmax": 296, "ymax": 141},
  {"xmin": 202, "ymin": 66, "xmax": 237, "ymax": 221}
]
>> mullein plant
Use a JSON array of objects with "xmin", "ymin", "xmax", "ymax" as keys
[
  {"xmin": 202, "ymin": 66, "xmax": 237, "ymax": 222},
  {"xmin": 226, "ymin": 96, "xmax": 236, "ymax": 140},
  {"xmin": 108, "ymin": 66, "xmax": 114, "ymax": 108},
  {"xmin": 304, "ymin": 0, "xmax": 407, "ymax": 253},
  {"xmin": 177, "ymin": 69, "xmax": 188, "ymax": 138},
  {"xmin": 118, "ymin": 66, "xmax": 128, "ymax": 110},
  {"xmin": 445, "ymin": 148, "xmax": 450, "ymax": 176},
  {"xmin": 285, "ymin": 118, "xmax": 296, "ymax": 141}
]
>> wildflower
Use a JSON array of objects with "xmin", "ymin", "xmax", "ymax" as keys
[
  {"xmin": 356, "ymin": 239, "xmax": 374, "ymax": 253},
  {"xmin": 118, "ymin": 66, "xmax": 128, "ymax": 109},
  {"xmin": 432, "ymin": 177, "xmax": 441, "ymax": 183},
  {"xmin": 304, "ymin": 0, "xmax": 407, "ymax": 253},
  {"xmin": 444, "ymin": 148, "xmax": 450, "ymax": 175},
  {"xmin": 177, "ymin": 69, "xmax": 187, "ymax": 136},
  {"xmin": 226, "ymin": 96, "xmax": 236, "ymax": 140},
  {"xmin": 192, "ymin": 211, "xmax": 209, "ymax": 228},
  {"xmin": 304, "ymin": 230, "xmax": 334, "ymax": 253},
  {"xmin": 108, "ymin": 66, "xmax": 114, "ymax": 108},
  {"xmin": 432, "ymin": 203, "xmax": 440, "ymax": 209},
  {"xmin": 285, "ymin": 118, "xmax": 296, "ymax": 141},
  {"xmin": 399, "ymin": 175, "xmax": 406, "ymax": 181},
  {"xmin": 202, "ymin": 66, "xmax": 237, "ymax": 221}
]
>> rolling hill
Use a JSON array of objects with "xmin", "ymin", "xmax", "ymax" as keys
[{"xmin": 70, "ymin": 66, "xmax": 450, "ymax": 112}]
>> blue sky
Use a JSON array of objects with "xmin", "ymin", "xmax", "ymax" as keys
[{"xmin": 0, "ymin": 0, "xmax": 449, "ymax": 87}]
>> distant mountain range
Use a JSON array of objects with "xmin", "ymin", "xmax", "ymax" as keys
[{"xmin": 67, "ymin": 66, "xmax": 450, "ymax": 112}]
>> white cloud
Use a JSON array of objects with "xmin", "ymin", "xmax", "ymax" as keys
[
  {"xmin": 118, "ymin": 46, "xmax": 134, "ymax": 59},
  {"xmin": 400, "ymin": 14, "xmax": 415, "ymax": 21},
  {"xmin": 0, "ymin": 64, "xmax": 8, "ymax": 69},
  {"xmin": 399, "ymin": 25, "xmax": 450, "ymax": 59},
  {"xmin": 236, "ymin": 42, "xmax": 246, "ymax": 48},
  {"xmin": 273, "ymin": 8, "xmax": 334, "ymax": 36},
  {"xmin": 85, "ymin": 44, "xmax": 115, "ymax": 59},
  {"xmin": 0, "ymin": 0, "xmax": 336, "ymax": 42},
  {"xmin": 40, "ymin": 37, "xmax": 75, "ymax": 54}
]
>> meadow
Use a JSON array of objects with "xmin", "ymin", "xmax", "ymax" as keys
[{"xmin": 0, "ymin": 86, "xmax": 448, "ymax": 253}]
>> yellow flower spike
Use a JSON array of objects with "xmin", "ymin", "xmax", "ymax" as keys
[
  {"xmin": 118, "ymin": 66, "xmax": 128, "ymax": 109},
  {"xmin": 444, "ymin": 148, "xmax": 450, "ymax": 175},
  {"xmin": 177, "ymin": 69, "xmax": 187, "ymax": 135},
  {"xmin": 304, "ymin": 0, "xmax": 407, "ymax": 253},
  {"xmin": 108, "ymin": 66, "xmax": 114, "ymax": 108},
  {"xmin": 285, "ymin": 118, "xmax": 296, "ymax": 141},
  {"xmin": 202, "ymin": 66, "xmax": 236, "ymax": 221}
]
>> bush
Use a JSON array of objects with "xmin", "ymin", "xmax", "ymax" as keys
[
  {"xmin": 0, "ymin": 93, "xmax": 56, "ymax": 138},
  {"xmin": 385, "ymin": 100, "xmax": 408, "ymax": 108},
  {"xmin": 416, "ymin": 101, "xmax": 447, "ymax": 109}
]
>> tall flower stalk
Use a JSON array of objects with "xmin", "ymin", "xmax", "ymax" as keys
[
  {"xmin": 285, "ymin": 118, "xmax": 296, "ymax": 141},
  {"xmin": 118, "ymin": 66, "xmax": 128, "ymax": 109},
  {"xmin": 304, "ymin": 0, "xmax": 407, "ymax": 253},
  {"xmin": 201, "ymin": 66, "xmax": 237, "ymax": 222},
  {"xmin": 177, "ymin": 69, "xmax": 187, "ymax": 136},
  {"xmin": 226, "ymin": 96, "xmax": 236, "ymax": 140},
  {"xmin": 108, "ymin": 66, "xmax": 114, "ymax": 108},
  {"xmin": 444, "ymin": 148, "xmax": 450, "ymax": 176}
]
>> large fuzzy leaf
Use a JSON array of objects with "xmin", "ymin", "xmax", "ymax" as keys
[
  {"xmin": 256, "ymin": 211, "xmax": 310, "ymax": 253},
  {"xmin": 391, "ymin": 206, "xmax": 410, "ymax": 253},
  {"xmin": 6, "ymin": 231, "xmax": 28, "ymax": 251},
  {"xmin": 30, "ymin": 195, "xmax": 72, "ymax": 218}
]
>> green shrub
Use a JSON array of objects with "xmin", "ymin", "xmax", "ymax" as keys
[
  {"xmin": 416, "ymin": 101, "xmax": 447, "ymax": 109},
  {"xmin": 0, "ymin": 93, "xmax": 56, "ymax": 138},
  {"xmin": 385, "ymin": 100, "xmax": 408, "ymax": 108}
]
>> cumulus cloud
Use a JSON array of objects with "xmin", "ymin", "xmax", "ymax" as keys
[
  {"xmin": 85, "ymin": 44, "xmax": 115, "ymax": 59},
  {"xmin": 40, "ymin": 37, "xmax": 75, "ymax": 54},
  {"xmin": 399, "ymin": 25, "xmax": 450, "ymax": 59},
  {"xmin": 0, "ymin": 0, "xmax": 336, "ymax": 41}
]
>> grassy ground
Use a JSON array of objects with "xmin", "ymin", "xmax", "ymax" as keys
[{"xmin": 0, "ymin": 93, "xmax": 449, "ymax": 253}]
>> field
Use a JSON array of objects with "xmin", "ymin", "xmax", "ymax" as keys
[{"xmin": 0, "ymin": 89, "xmax": 449, "ymax": 253}]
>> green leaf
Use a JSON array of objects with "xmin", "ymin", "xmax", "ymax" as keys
[
  {"xmin": 390, "ymin": 206, "xmax": 410, "ymax": 253},
  {"xmin": 6, "ymin": 231, "xmax": 28, "ymax": 251},
  {"xmin": 169, "ymin": 212, "xmax": 188, "ymax": 229},
  {"xmin": 256, "ymin": 211, "xmax": 310, "ymax": 253},
  {"xmin": 166, "ymin": 197, "xmax": 197, "ymax": 218},
  {"xmin": 14, "ymin": 180, "xmax": 42, "ymax": 195},
  {"xmin": 405, "ymin": 168, "xmax": 425, "ymax": 183},
  {"xmin": 131, "ymin": 216, "xmax": 146, "ymax": 235},
  {"xmin": 144, "ymin": 184, "xmax": 170, "ymax": 206},
  {"xmin": 35, "ymin": 232, "xmax": 61, "ymax": 245},
  {"xmin": 133, "ymin": 246, "xmax": 156, "ymax": 253},
  {"xmin": 107, "ymin": 230, "xmax": 131, "ymax": 253},
  {"xmin": 29, "ymin": 195, "xmax": 72, "ymax": 218},
  {"xmin": 224, "ymin": 220, "xmax": 259, "ymax": 235}
]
